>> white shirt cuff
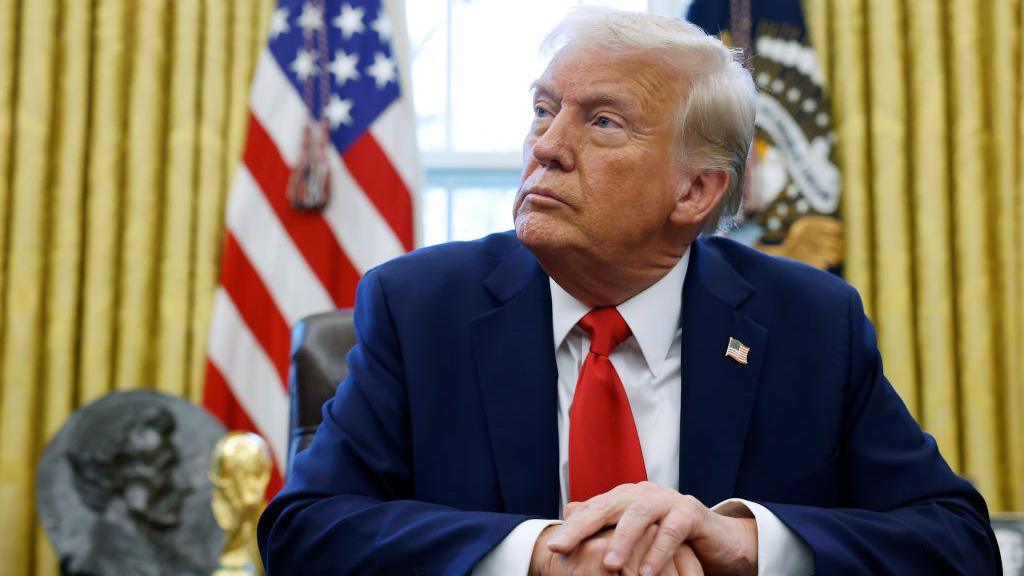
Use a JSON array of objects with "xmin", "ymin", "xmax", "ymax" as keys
[
  {"xmin": 713, "ymin": 498, "xmax": 813, "ymax": 576},
  {"xmin": 472, "ymin": 518, "xmax": 562, "ymax": 576}
]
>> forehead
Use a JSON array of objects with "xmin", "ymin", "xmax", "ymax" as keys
[{"xmin": 533, "ymin": 43, "xmax": 685, "ymax": 113}]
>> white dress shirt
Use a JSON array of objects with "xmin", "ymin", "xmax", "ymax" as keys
[{"xmin": 474, "ymin": 250, "xmax": 813, "ymax": 575}]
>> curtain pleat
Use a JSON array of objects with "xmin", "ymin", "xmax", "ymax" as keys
[
  {"xmin": 1013, "ymin": 0, "xmax": 1024, "ymax": 511},
  {"xmin": 866, "ymin": 0, "xmax": 918, "ymax": 414},
  {"xmin": 155, "ymin": 0, "xmax": 201, "ymax": 398},
  {"xmin": 0, "ymin": 0, "xmax": 17, "ymax": 347},
  {"xmin": 987, "ymin": 0, "xmax": 1023, "ymax": 510},
  {"xmin": 115, "ymin": 0, "xmax": 169, "ymax": 392},
  {"xmin": 906, "ymin": 0, "xmax": 960, "ymax": 470},
  {"xmin": 828, "ymin": 0, "xmax": 874, "ymax": 315},
  {"xmin": 227, "ymin": 0, "xmax": 257, "ymax": 189},
  {"xmin": 32, "ymin": 0, "xmax": 94, "ymax": 572},
  {"xmin": 79, "ymin": 0, "xmax": 128, "ymax": 404},
  {"xmin": 0, "ymin": 2, "xmax": 58, "ymax": 575},
  {"xmin": 948, "ymin": 0, "xmax": 1003, "ymax": 507},
  {"xmin": 189, "ymin": 0, "xmax": 231, "ymax": 405}
]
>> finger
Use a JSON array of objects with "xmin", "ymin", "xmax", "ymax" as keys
[
  {"xmin": 657, "ymin": 561, "xmax": 681, "ymax": 576},
  {"xmin": 672, "ymin": 543, "xmax": 704, "ymax": 576},
  {"xmin": 603, "ymin": 501, "xmax": 658, "ymax": 571},
  {"xmin": 571, "ymin": 528, "xmax": 619, "ymax": 576},
  {"xmin": 640, "ymin": 508, "xmax": 698, "ymax": 576},
  {"xmin": 548, "ymin": 495, "xmax": 621, "ymax": 553},
  {"xmin": 563, "ymin": 501, "xmax": 579, "ymax": 519},
  {"xmin": 624, "ymin": 525, "xmax": 659, "ymax": 574}
]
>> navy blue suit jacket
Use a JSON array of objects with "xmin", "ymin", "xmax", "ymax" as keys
[{"xmin": 258, "ymin": 231, "xmax": 1000, "ymax": 575}]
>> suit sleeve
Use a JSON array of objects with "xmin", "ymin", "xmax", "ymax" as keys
[
  {"xmin": 257, "ymin": 268, "xmax": 533, "ymax": 576},
  {"xmin": 761, "ymin": 288, "xmax": 1002, "ymax": 574}
]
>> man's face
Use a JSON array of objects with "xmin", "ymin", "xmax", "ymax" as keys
[
  {"xmin": 514, "ymin": 44, "xmax": 688, "ymax": 261},
  {"xmin": 121, "ymin": 415, "xmax": 190, "ymax": 529}
]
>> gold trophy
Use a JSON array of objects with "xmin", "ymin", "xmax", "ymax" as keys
[{"xmin": 209, "ymin": 432, "xmax": 272, "ymax": 576}]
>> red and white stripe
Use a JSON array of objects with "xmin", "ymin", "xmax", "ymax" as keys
[{"xmin": 203, "ymin": 4, "xmax": 418, "ymax": 496}]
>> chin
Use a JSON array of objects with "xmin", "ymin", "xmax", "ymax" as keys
[{"xmin": 514, "ymin": 212, "xmax": 577, "ymax": 255}]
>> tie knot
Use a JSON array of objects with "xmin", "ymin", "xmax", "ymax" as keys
[{"xmin": 578, "ymin": 307, "xmax": 632, "ymax": 357}]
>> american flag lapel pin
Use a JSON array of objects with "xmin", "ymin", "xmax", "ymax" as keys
[{"xmin": 725, "ymin": 337, "xmax": 750, "ymax": 365}]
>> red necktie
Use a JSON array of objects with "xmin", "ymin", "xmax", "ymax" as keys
[{"xmin": 568, "ymin": 307, "xmax": 647, "ymax": 502}]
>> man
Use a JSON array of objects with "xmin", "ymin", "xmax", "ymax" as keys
[{"xmin": 258, "ymin": 8, "xmax": 1000, "ymax": 575}]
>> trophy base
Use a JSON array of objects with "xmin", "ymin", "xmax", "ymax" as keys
[{"xmin": 213, "ymin": 565, "xmax": 254, "ymax": 576}]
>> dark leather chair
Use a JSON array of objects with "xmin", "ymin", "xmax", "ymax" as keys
[{"xmin": 286, "ymin": 310, "xmax": 356, "ymax": 478}]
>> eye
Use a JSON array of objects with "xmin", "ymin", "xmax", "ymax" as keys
[
  {"xmin": 534, "ymin": 105, "xmax": 552, "ymax": 118},
  {"xmin": 594, "ymin": 115, "xmax": 621, "ymax": 129}
]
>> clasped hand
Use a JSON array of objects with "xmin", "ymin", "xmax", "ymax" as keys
[{"xmin": 529, "ymin": 482, "xmax": 758, "ymax": 576}]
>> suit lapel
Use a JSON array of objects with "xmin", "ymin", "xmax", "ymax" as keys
[
  {"xmin": 678, "ymin": 240, "xmax": 768, "ymax": 506},
  {"xmin": 471, "ymin": 244, "xmax": 560, "ymax": 518}
]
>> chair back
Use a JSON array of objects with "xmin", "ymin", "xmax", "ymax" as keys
[{"xmin": 287, "ymin": 310, "xmax": 356, "ymax": 477}]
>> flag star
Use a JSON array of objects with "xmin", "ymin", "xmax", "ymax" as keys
[
  {"xmin": 334, "ymin": 4, "xmax": 365, "ymax": 39},
  {"xmin": 269, "ymin": 8, "xmax": 290, "ymax": 39},
  {"xmin": 291, "ymin": 49, "xmax": 319, "ymax": 81},
  {"xmin": 371, "ymin": 10, "xmax": 392, "ymax": 41},
  {"xmin": 325, "ymin": 96, "xmax": 354, "ymax": 128},
  {"xmin": 366, "ymin": 52, "xmax": 396, "ymax": 89},
  {"xmin": 329, "ymin": 50, "xmax": 360, "ymax": 86},
  {"xmin": 297, "ymin": 2, "xmax": 324, "ymax": 34}
]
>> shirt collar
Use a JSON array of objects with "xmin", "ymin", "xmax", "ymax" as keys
[{"xmin": 549, "ymin": 249, "xmax": 690, "ymax": 378}]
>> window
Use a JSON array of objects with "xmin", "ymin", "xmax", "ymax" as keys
[{"xmin": 406, "ymin": 0, "xmax": 688, "ymax": 246}]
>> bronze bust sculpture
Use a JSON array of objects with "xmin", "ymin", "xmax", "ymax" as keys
[{"xmin": 38, "ymin": 391, "xmax": 225, "ymax": 576}]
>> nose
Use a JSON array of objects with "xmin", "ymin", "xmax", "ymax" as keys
[{"xmin": 530, "ymin": 113, "xmax": 576, "ymax": 172}]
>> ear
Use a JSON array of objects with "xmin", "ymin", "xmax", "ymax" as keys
[{"xmin": 669, "ymin": 169, "xmax": 730, "ymax": 228}]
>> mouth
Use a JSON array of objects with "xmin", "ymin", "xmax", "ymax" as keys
[{"xmin": 520, "ymin": 186, "xmax": 568, "ymax": 208}]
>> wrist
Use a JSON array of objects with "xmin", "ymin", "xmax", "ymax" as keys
[
  {"xmin": 741, "ymin": 512, "xmax": 757, "ymax": 569},
  {"xmin": 709, "ymin": 503, "xmax": 759, "ymax": 576},
  {"xmin": 529, "ymin": 525, "xmax": 558, "ymax": 576},
  {"xmin": 728, "ymin": 516, "xmax": 758, "ymax": 576}
]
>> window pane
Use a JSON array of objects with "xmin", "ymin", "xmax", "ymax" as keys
[
  {"xmin": 420, "ymin": 186, "xmax": 451, "ymax": 247},
  {"xmin": 407, "ymin": 0, "xmax": 449, "ymax": 153},
  {"xmin": 450, "ymin": 187, "xmax": 518, "ymax": 241}
]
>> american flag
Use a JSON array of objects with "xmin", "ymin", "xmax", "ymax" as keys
[
  {"xmin": 725, "ymin": 337, "xmax": 750, "ymax": 365},
  {"xmin": 202, "ymin": 0, "xmax": 418, "ymax": 496}
]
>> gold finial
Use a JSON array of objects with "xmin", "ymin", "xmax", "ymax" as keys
[{"xmin": 209, "ymin": 431, "xmax": 272, "ymax": 576}]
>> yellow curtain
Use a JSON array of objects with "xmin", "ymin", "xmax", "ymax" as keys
[
  {"xmin": 805, "ymin": 0, "xmax": 1024, "ymax": 512},
  {"xmin": 0, "ymin": 1, "xmax": 274, "ymax": 574}
]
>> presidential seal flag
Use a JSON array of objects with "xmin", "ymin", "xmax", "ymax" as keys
[
  {"xmin": 202, "ymin": 0, "xmax": 419, "ymax": 497},
  {"xmin": 687, "ymin": 0, "xmax": 843, "ymax": 273}
]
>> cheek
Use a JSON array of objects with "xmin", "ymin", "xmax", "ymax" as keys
[
  {"xmin": 581, "ymin": 152, "xmax": 678, "ymax": 229},
  {"xmin": 124, "ymin": 483, "xmax": 149, "ymax": 510},
  {"xmin": 582, "ymin": 151, "xmax": 657, "ymax": 207}
]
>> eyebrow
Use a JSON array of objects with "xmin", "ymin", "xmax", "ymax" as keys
[
  {"xmin": 530, "ymin": 80, "xmax": 641, "ymax": 117},
  {"xmin": 579, "ymin": 91, "xmax": 641, "ymax": 116},
  {"xmin": 530, "ymin": 80, "xmax": 557, "ymax": 101}
]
